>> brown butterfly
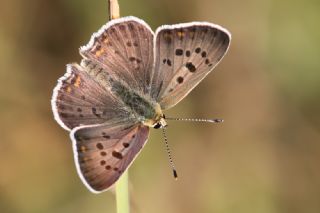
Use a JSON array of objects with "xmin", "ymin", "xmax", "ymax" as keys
[{"xmin": 51, "ymin": 16, "xmax": 231, "ymax": 193}]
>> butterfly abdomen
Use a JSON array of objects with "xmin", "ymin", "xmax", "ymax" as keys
[{"xmin": 110, "ymin": 81, "xmax": 157, "ymax": 121}]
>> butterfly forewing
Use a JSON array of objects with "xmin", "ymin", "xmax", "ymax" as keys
[
  {"xmin": 151, "ymin": 23, "xmax": 231, "ymax": 109},
  {"xmin": 71, "ymin": 121, "xmax": 149, "ymax": 193},
  {"xmin": 80, "ymin": 16, "xmax": 154, "ymax": 94},
  {"xmin": 52, "ymin": 64, "xmax": 132, "ymax": 130}
]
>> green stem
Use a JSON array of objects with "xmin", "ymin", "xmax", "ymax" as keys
[{"xmin": 116, "ymin": 170, "xmax": 130, "ymax": 213}]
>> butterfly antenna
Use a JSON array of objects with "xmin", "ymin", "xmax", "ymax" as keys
[
  {"xmin": 161, "ymin": 127, "xmax": 178, "ymax": 180},
  {"xmin": 165, "ymin": 117, "xmax": 224, "ymax": 123}
]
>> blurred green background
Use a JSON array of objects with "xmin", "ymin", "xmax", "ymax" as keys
[{"xmin": 1, "ymin": 0, "xmax": 320, "ymax": 212}]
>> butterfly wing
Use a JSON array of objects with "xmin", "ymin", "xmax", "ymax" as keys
[
  {"xmin": 52, "ymin": 63, "xmax": 133, "ymax": 130},
  {"xmin": 151, "ymin": 23, "xmax": 231, "ymax": 109},
  {"xmin": 71, "ymin": 121, "xmax": 149, "ymax": 193},
  {"xmin": 80, "ymin": 16, "xmax": 154, "ymax": 94}
]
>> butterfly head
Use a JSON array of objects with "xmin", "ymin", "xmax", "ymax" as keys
[
  {"xmin": 142, "ymin": 103, "xmax": 167, "ymax": 129},
  {"xmin": 143, "ymin": 115, "xmax": 167, "ymax": 129},
  {"xmin": 152, "ymin": 116, "xmax": 167, "ymax": 129}
]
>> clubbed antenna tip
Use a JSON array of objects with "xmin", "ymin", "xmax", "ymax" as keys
[
  {"xmin": 173, "ymin": 169, "xmax": 178, "ymax": 180},
  {"xmin": 211, "ymin": 119, "xmax": 224, "ymax": 123}
]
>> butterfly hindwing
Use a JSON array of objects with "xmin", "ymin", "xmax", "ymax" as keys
[
  {"xmin": 151, "ymin": 23, "xmax": 231, "ymax": 109},
  {"xmin": 80, "ymin": 16, "xmax": 154, "ymax": 94},
  {"xmin": 52, "ymin": 63, "xmax": 132, "ymax": 130},
  {"xmin": 71, "ymin": 121, "xmax": 149, "ymax": 193}
]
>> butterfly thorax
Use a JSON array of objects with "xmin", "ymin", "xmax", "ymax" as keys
[{"xmin": 110, "ymin": 80, "xmax": 164, "ymax": 127}]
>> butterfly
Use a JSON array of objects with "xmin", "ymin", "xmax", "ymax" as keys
[{"xmin": 51, "ymin": 16, "xmax": 231, "ymax": 193}]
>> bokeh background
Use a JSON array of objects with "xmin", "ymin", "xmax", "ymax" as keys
[{"xmin": 1, "ymin": 0, "xmax": 320, "ymax": 212}]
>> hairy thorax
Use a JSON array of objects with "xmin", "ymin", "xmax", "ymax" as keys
[{"xmin": 110, "ymin": 80, "xmax": 165, "ymax": 127}]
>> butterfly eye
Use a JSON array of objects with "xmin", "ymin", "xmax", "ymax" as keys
[{"xmin": 153, "ymin": 123, "xmax": 162, "ymax": 129}]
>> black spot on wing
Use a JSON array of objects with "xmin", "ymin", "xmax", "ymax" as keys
[
  {"xmin": 162, "ymin": 58, "xmax": 172, "ymax": 66},
  {"xmin": 175, "ymin": 49, "xmax": 183, "ymax": 56},
  {"xmin": 123, "ymin": 143, "xmax": 130, "ymax": 148},
  {"xmin": 96, "ymin": 143, "xmax": 104, "ymax": 150},
  {"xmin": 176, "ymin": 76, "xmax": 184, "ymax": 84},
  {"xmin": 112, "ymin": 151, "xmax": 123, "ymax": 159},
  {"xmin": 102, "ymin": 132, "xmax": 110, "ymax": 139},
  {"xmin": 185, "ymin": 62, "xmax": 196, "ymax": 72}
]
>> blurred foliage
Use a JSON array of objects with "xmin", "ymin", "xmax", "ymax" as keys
[{"xmin": 0, "ymin": 0, "xmax": 319, "ymax": 212}]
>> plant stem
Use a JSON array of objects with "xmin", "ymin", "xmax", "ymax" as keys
[
  {"xmin": 108, "ymin": 0, "xmax": 125, "ymax": 212},
  {"xmin": 116, "ymin": 170, "xmax": 130, "ymax": 213},
  {"xmin": 108, "ymin": 0, "xmax": 120, "ymax": 20}
]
